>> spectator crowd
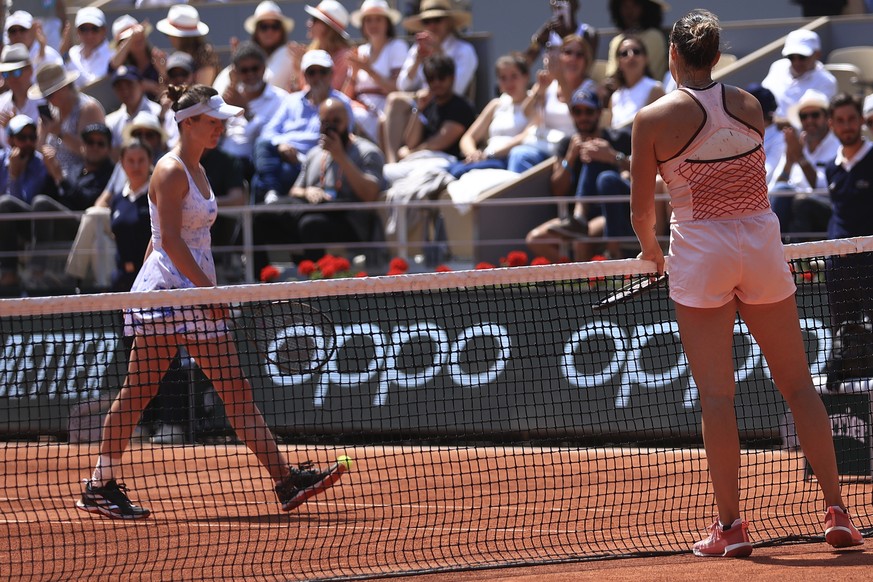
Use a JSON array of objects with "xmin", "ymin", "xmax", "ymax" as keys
[{"xmin": 0, "ymin": 0, "xmax": 871, "ymax": 295}]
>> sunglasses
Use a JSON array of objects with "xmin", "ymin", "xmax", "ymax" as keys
[
  {"xmin": 787, "ymin": 54, "xmax": 810, "ymax": 62},
  {"xmin": 304, "ymin": 67, "xmax": 331, "ymax": 77},
  {"xmin": 570, "ymin": 106, "xmax": 597, "ymax": 116},
  {"xmin": 78, "ymin": 25, "xmax": 101, "ymax": 34},
  {"xmin": 421, "ymin": 17, "xmax": 446, "ymax": 26},
  {"xmin": 257, "ymin": 21, "xmax": 283, "ymax": 31},
  {"xmin": 14, "ymin": 133, "xmax": 37, "ymax": 142},
  {"xmin": 236, "ymin": 65, "xmax": 263, "ymax": 75},
  {"xmin": 1, "ymin": 69, "xmax": 25, "ymax": 79},
  {"xmin": 167, "ymin": 69, "xmax": 190, "ymax": 79},
  {"xmin": 619, "ymin": 47, "xmax": 643, "ymax": 58},
  {"xmin": 561, "ymin": 49, "xmax": 587, "ymax": 58},
  {"xmin": 425, "ymin": 73, "xmax": 450, "ymax": 83},
  {"xmin": 132, "ymin": 130, "xmax": 160, "ymax": 139},
  {"xmin": 7, "ymin": 27, "xmax": 27, "ymax": 35},
  {"xmin": 799, "ymin": 111, "xmax": 823, "ymax": 121},
  {"xmin": 84, "ymin": 138, "xmax": 109, "ymax": 147}
]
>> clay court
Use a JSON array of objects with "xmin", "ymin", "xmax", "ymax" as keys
[{"xmin": 2, "ymin": 442, "xmax": 869, "ymax": 580}]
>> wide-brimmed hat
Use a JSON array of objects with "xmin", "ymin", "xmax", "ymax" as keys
[
  {"xmin": 27, "ymin": 62, "xmax": 79, "ymax": 99},
  {"xmin": 156, "ymin": 4, "xmax": 209, "ymax": 38},
  {"xmin": 788, "ymin": 88, "xmax": 830, "ymax": 127},
  {"xmin": 304, "ymin": 0, "xmax": 350, "ymax": 40},
  {"xmin": 122, "ymin": 110, "xmax": 167, "ymax": 143},
  {"xmin": 244, "ymin": 1, "xmax": 295, "ymax": 35},
  {"xmin": 402, "ymin": 0, "xmax": 472, "ymax": 34},
  {"xmin": 351, "ymin": 0, "xmax": 402, "ymax": 29},
  {"xmin": 0, "ymin": 43, "xmax": 31, "ymax": 73},
  {"xmin": 111, "ymin": 15, "xmax": 153, "ymax": 48}
]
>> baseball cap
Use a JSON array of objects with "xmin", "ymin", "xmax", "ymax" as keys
[
  {"xmin": 75, "ymin": 7, "xmax": 106, "ymax": 29},
  {"xmin": 5, "ymin": 11, "xmax": 33, "ymax": 31},
  {"xmin": 782, "ymin": 29, "xmax": 820, "ymax": 58},
  {"xmin": 746, "ymin": 83, "xmax": 777, "ymax": 116},
  {"xmin": 166, "ymin": 51, "xmax": 194, "ymax": 74},
  {"xmin": 570, "ymin": 85, "xmax": 600, "ymax": 110},
  {"xmin": 112, "ymin": 65, "xmax": 142, "ymax": 85},
  {"xmin": 301, "ymin": 49, "xmax": 333, "ymax": 72},
  {"xmin": 7, "ymin": 114, "xmax": 35, "ymax": 136},
  {"xmin": 81, "ymin": 123, "xmax": 112, "ymax": 141}
]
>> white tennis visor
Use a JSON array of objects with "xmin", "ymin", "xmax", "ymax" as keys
[{"xmin": 174, "ymin": 95, "xmax": 243, "ymax": 123}]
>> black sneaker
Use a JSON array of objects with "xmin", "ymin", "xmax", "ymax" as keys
[
  {"xmin": 547, "ymin": 216, "xmax": 589, "ymax": 238},
  {"xmin": 76, "ymin": 479, "xmax": 151, "ymax": 520},
  {"xmin": 276, "ymin": 461, "xmax": 346, "ymax": 511}
]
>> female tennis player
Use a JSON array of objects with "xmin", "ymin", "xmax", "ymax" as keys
[
  {"xmin": 76, "ymin": 85, "xmax": 344, "ymax": 520},
  {"xmin": 630, "ymin": 10, "xmax": 864, "ymax": 556}
]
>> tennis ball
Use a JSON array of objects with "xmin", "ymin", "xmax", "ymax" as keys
[{"xmin": 337, "ymin": 455, "xmax": 353, "ymax": 470}]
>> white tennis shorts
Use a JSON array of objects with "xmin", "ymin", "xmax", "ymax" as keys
[{"xmin": 667, "ymin": 212, "xmax": 796, "ymax": 308}]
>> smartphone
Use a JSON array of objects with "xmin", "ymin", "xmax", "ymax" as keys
[{"xmin": 38, "ymin": 103, "xmax": 53, "ymax": 120}]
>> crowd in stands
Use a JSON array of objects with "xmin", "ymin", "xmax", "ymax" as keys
[{"xmin": 0, "ymin": 0, "xmax": 872, "ymax": 296}]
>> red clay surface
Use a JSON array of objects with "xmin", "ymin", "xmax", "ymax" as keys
[{"xmin": 1, "ymin": 443, "xmax": 869, "ymax": 580}]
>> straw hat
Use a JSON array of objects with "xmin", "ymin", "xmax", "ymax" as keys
[
  {"xmin": 0, "ymin": 43, "xmax": 31, "ymax": 73},
  {"xmin": 244, "ymin": 1, "xmax": 295, "ymax": 35},
  {"xmin": 122, "ymin": 110, "xmax": 167, "ymax": 144},
  {"xmin": 351, "ymin": 0, "xmax": 402, "ymax": 29},
  {"xmin": 402, "ymin": 0, "xmax": 472, "ymax": 34},
  {"xmin": 156, "ymin": 5, "xmax": 209, "ymax": 38},
  {"xmin": 304, "ymin": 0, "xmax": 350, "ymax": 40},
  {"xmin": 27, "ymin": 62, "xmax": 79, "ymax": 99},
  {"xmin": 111, "ymin": 15, "xmax": 153, "ymax": 49}
]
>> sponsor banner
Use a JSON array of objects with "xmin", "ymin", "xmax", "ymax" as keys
[{"xmin": 0, "ymin": 286, "xmax": 834, "ymax": 440}]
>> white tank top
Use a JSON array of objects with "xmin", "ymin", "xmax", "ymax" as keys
[
  {"xmin": 150, "ymin": 153, "xmax": 217, "ymax": 252},
  {"xmin": 658, "ymin": 83, "xmax": 770, "ymax": 223}
]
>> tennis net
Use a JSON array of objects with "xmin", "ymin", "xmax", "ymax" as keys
[{"xmin": 1, "ymin": 236, "xmax": 872, "ymax": 580}]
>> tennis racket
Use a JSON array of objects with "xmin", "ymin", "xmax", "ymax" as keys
[
  {"xmin": 592, "ymin": 274, "xmax": 668, "ymax": 311},
  {"xmin": 241, "ymin": 300, "xmax": 337, "ymax": 374}
]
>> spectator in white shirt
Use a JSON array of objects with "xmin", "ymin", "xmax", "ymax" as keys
[
  {"xmin": 5, "ymin": 10, "xmax": 63, "ymax": 82},
  {"xmin": 218, "ymin": 41, "xmax": 289, "ymax": 182},
  {"xmin": 771, "ymin": 89, "xmax": 841, "ymax": 238},
  {"xmin": 382, "ymin": 0, "xmax": 477, "ymax": 162},
  {"xmin": 104, "ymin": 65, "xmax": 178, "ymax": 155},
  {"xmin": 761, "ymin": 29, "xmax": 837, "ymax": 118},
  {"xmin": 0, "ymin": 44, "xmax": 39, "ymax": 149},
  {"xmin": 747, "ymin": 84, "xmax": 786, "ymax": 188},
  {"xmin": 66, "ymin": 7, "xmax": 113, "ymax": 88}
]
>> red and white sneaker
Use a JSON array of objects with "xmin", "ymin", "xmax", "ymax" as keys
[
  {"xmin": 693, "ymin": 518, "xmax": 753, "ymax": 557},
  {"xmin": 825, "ymin": 506, "xmax": 864, "ymax": 548}
]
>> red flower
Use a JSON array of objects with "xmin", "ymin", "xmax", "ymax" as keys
[
  {"xmin": 557, "ymin": 255, "xmax": 571, "ymax": 263},
  {"xmin": 475, "ymin": 262, "xmax": 496, "ymax": 269},
  {"xmin": 386, "ymin": 267, "xmax": 405, "ymax": 276},
  {"xmin": 320, "ymin": 263, "xmax": 338, "ymax": 278},
  {"xmin": 531, "ymin": 257, "xmax": 550, "ymax": 266},
  {"xmin": 591, "ymin": 254, "xmax": 607, "ymax": 262},
  {"xmin": 334, "ymin": 256, "xmax": 351, "ymax": 273},
  {"xmin": 298, "ymin": 260, "xmax": 317, "ymax": 276},
  {"xmin": 389, "ymin": 257, "xmax": 409, "ymax": 273},
  {"xmin": 435, "ymin": 264, "xmax": 452, "ymax": 272},
  {"xmin": 354, "ymin": 271, "xmax": 368, "ymax": 277},
  {"xmin": 316, "ymin": 254, "xmax": 336, "ymax": 269},
  {"xmin": 260, "ymin": 265, "xmax": 281, "ymax": 282},
  {"xmin": 506, "ymin": 250, "xmax": 529, "ymax": 267},
  {"xmin": 802, "ymin": 271, "xmax": 814, "ymax": 282}
]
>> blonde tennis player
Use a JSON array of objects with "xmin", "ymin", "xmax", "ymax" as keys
[
  {"xmin": 76, "ymin": 85, "xmax": 343, "ymax": 519},
  {"xmin": 630, "ymin": 10, "xmax": 863, "ymax": 557}
]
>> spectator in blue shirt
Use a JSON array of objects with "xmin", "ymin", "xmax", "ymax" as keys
[
  {"xmin": 0, "ymin": 114, "xmax": 50, "ymax": 288},
  {"xmin": 251, "ymin": 49, "xmax": 352, "ymax": 202}
]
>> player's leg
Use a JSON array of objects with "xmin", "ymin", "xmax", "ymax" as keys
[
  {"xmin": 186, "ymin": 334, "xmax": 345, "ymax": 510},
  {"xmin": 77, "ymin": 333, "xmax": 177, "ymax": 519},
  {"xmin": 675, "ymin": 300, "xmax": 742, "ymax": 524},
  {"xmin": 738, "ymin": 295, "xmax": 863, "ymax": 547},
  {"xmin": 675, "ymin": 299, "xmax": 753, "ymax": 557}
]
